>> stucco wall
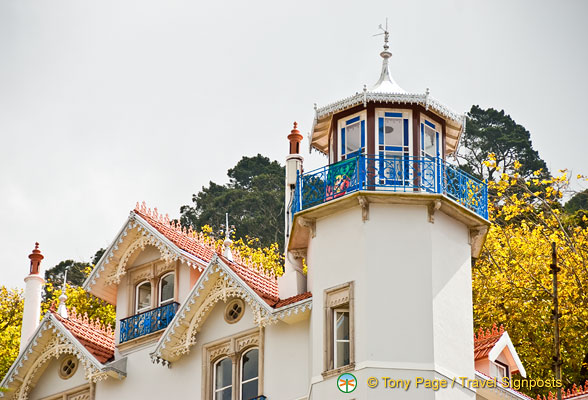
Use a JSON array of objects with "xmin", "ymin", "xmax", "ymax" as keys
[
  {"xmin": 28, "ymin": 355, "xmax": 88, "ymax": 400},
  {"xmin": 306, "ymin": 202, "xmax": 476, "ymax": 399}
]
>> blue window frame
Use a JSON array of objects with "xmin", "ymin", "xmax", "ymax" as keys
[
  {"xmin": 378, "ymin": 111, "xmax": 411, "ymax": 186},
  {"xmin": 340, "ymin": 114, "xmax": 365, "ymax": 160}
]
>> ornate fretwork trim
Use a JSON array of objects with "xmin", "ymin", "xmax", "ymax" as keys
[
  {"xmin": 150, "ymin": 255, "xmax": 312, "ymax": 365},
  {"xmin": 0, "ymin": 314, "xmax": 123, "ymax": 399},
  {"xmin": 84, "ymin": 212, "xmax": 206, "ymax": 291},
  {"xmin": 315, "ymin": 92, "xmax": 464, "ymax": 126}
]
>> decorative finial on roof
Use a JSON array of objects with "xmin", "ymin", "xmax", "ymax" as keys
[
  {"xmin": 222, "ymin": 213, "xmax": 234, "ymax": 261},
  {"xmin": 57, "ymin": 267, "xmax": 69, "ymax": 318},
  {"xmin": 369, "ymin": 19, "xmax": 405, "ymax": 94}
]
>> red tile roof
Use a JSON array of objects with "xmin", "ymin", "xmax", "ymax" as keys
[
  {"xmin": 536, "ymin": 381, "xmax": 588, "ymax": 400},
  {"xmin": 474, "ymin": 324, "xmax": 504, "ymax": 360},
  {"xmin": 135, "ymin": 202, "xmax": 280, "ymax": 301},
  {"xmin": 134, "ymin": 203, "xmax": 217, "ymax": 264},
  {"xmin": 53, "ymin": 308, "xmax": 115, "ymax": 364},
  {"xmin": 273, "ymin": 292, "xmax": 312, "ymax": 308}
]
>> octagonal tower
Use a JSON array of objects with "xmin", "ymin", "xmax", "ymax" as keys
[{"xmin": 281, "ymin": 30, "xmax": 490, "ymax": 399}]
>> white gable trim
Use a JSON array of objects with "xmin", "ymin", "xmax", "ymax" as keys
[
  {"xmin": 150, "ymin": 254, "xmax": 312, "ymax": 364},
  {"xmin": 487, "ymin": 332, "xmax": 527, "ymax": 378},
  {"xmin": 0, "ymin": 313, "xmax": 124, "ymax": 399},
  {"xmin": 83, "ymin": 211, "xmax": 208, "ymax": 293}
]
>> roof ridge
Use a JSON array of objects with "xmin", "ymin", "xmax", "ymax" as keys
[
  {"xmin": 134, "ymin": 201, "xmax": 279, "ymax": 282},
  {"xmin": 474, "ymin": 323, "xmax": 505, "ymax": 342}
]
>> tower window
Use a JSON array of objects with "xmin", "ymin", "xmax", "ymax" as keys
[
  {"xmin": 334, "ymin": 309, "xmax": 350, "ymax": 368},
  {"xmin": 339, "ymin": 113, "xmax": 366, "ymax": 160},
  {"xmin": 323, "ymin": 281, "xmax": 355, "ymax": 376}
]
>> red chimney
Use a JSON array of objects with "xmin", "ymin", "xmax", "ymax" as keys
[
  {"xmin": 29, "ymin": 242, "xmax": 44, "ymax": 275},
  {"xmin": 288, "ymin": 122, "xmax": 303, "ymax": 155}
]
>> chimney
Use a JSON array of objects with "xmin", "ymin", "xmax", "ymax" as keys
[
  {"xmin": 280, "ymin": 123, "xmax": 306, "ymax": 299},
  {"xmin": 20, "ymin": 243, "xmax": 45, "ymax": 354}
]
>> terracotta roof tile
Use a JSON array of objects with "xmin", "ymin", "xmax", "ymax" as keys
[
  {"xmin": 540, "ymin": 380, "xmax": 588, "ymax": 399},
  {"xmin": 53, "ymin": 309, "xmax": 115, "ymax": 364},
  {"xmin": 134, "ymin": 203, "xmax": 216, "ymax": 264},
  {"xmin": 274, "ymin": 292, "xmax": 312, "ymax": 308},
  {"xmin": 135, "ymin": 203, "xmax": 280, "ymax": 300},
  {"xmin": 474, "ymin": 324, "xmax": 504, "ymax": 361}
]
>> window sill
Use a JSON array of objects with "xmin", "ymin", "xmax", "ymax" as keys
[{"xmin": 321, "ymin": 362, "xmax": 355, "ymax": 379}]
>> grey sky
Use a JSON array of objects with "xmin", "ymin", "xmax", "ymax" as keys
[{"xmin": 1, "ymin": 0, "xmax": 587, "ymax": 289}]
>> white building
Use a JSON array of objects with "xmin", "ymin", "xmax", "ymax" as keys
[{"xmin": 1, "ymin": 34, "xmax": 537, "ymax": 400}]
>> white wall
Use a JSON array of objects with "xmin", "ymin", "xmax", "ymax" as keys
[
  {"xmin": 28, "ymin": 355, "xmax": 88, "ymax": 400},
  {"xmin": 306, "ymin": 202, "xmax": 476, "ymax": 399},
  {"xmin": 98, "ymin": 293, "xmax": 311, "ymax": 400}
]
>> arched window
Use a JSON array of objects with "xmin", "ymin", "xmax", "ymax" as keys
[
  {"xmin": 240, "ymin": 348, "xmax": 259, "ymax": 400},
  {"xmin": 214, "ymin": 357, "xmax": 232, "ymax": 400},
  {"xmin": 135, "ymin": 281, "xmax": 151, "ymax": 313},
  {"xmin": 159, "ymin": 272, "xmax": 175, "ymax": 306}
]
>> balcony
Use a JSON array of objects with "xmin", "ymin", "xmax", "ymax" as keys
[
  {"xmin": 119, "ymin": 302, "xmax": 179, "ymax": 344},
  {"xmin": 292, "ymin": 154, "xmax": 488, "ymax": 219}
]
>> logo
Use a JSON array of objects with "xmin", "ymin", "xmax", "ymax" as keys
[{"xmin": 337, "ymin": 373, "xmax": 357, "ymax": 393}]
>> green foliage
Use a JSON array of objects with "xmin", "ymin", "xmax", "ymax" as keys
[
  {"xmin": 457, "ymin": 105, "xmax": 549, "ymax": 180},
  {"xmin": 565, "ymin": 190, "xmax": 588, "ymax": 213},
  {"xmin": 0, "ymin": 287, "xmax": 23, "ymax": 383},
  {"xmin": 180, "ymin": 154, "xmax": 285, "ymax": 250}
]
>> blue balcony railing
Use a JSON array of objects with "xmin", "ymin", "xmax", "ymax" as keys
[
  {"xmin": 119, "ymin": 302, "xmax": 179, "ymax": 343},
  {"xmin": 292, "ymin": 154, "xmax": 488, "ymax": 219}
]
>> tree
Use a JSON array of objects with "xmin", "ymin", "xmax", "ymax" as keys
[
  {"xmin": 456, "ymin": 105, "xmax": 549, "ymax": 180},
  {"xmin": 180, "ymin": 154, "xmax": 285, "ymax": 249},
  {"xmin": 43, "ymin": 249, "xmax": 105, "ymax": 298},
  {"xmin": 0, "ymin": 287, "xmax": 23, "ymax": 384},
  {"xmin": 472, "ymin": 156, "xmax": 588, "ymax": 397}
]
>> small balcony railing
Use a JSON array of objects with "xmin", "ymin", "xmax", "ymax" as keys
[
  {"xmin": 292, "ymin": 154, "xmax": 488, "ymax": 219},
  {"xmin": 119, "ymin": 302, "xmax": 179, "ymax": 344}
]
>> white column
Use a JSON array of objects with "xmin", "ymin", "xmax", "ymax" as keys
[{"xmin": 20, "ymin": 244, "xmax": 45, "ymax": 354}]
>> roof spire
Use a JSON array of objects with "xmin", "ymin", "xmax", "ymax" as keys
[
  {"xmin": 57, "ymin": 267, "xmax": 69, "ymax": 318},
  {"xmin": 222, "ymin": 213, "xmax": 234, "ymax": 261},
  {"xmin": 370, "ymin": 19, "xmax": 405, "ymax": 94}
]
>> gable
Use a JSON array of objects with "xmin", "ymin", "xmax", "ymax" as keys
[
  {"xmin": 83, "ymin": 208, "xmax": 213, "ymax": 304},
  {"xmin": 150, "ymin": 255, "xmax": 312, "ymax": 364},
  {"xmin": 0, "ymin": 313, "xmax": 123, "ymax": 400}
]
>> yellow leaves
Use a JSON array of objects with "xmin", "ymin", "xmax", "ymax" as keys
[
  {"xmin": 514, "ymin": 160, "xmax": 522, "ymax": 170},
  {"xmin": 473, "ymin": 161, "xmax": 588, "ymax": 397}
]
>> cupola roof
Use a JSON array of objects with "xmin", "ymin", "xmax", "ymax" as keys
[{"xmin": 309, "ymin": 26, "xmax": 466, "ymax": 156}]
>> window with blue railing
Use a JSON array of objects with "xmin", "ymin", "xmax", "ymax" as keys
[
  {"xmin": 119, "ymin": 270, "xmax": 179, "ymax": 344},
  {"xmin": 377, "ymin": 109, "xmax": 411, "ymax": 186}
]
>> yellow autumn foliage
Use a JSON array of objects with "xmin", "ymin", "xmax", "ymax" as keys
[{"xmin": 473, "ymin": 159, "xmax": 588, "ymax": 397}]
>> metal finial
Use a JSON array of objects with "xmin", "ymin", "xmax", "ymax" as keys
[
  {"xmin": 373, "ymin": 18, "xmax": 390, "ymax": 51},
  {"xmin": 57, "ymin": 267, "xmax": 69, "ymax": 318},
  {"xmin": 223, "ymin": 213, "xmax": 234, "ymax": 261}
]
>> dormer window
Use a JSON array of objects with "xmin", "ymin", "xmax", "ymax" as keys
[
  {"xmin": 339, "ymin": 113, "xmax": 365, "ymax": 160},
  {"xmin": 135, "ymin": 281, "xmax": 151, "ymax": 313},
  {"xmin": 159, "ymin": 272, "xmax": 175, "ymax": 306},
  {"xmin": 490, "ymin": 361, "xmax": 508, "ymax": 379}
]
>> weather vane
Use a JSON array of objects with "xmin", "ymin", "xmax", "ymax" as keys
[{"xmin": 373, "ymin": 18, "xmax": 390, "ymax": 51}]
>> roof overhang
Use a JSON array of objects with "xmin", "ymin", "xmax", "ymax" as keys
[
  {"xmin": 488, "ymin": 332, "xmax": 526, "ymax": 378},
  {"xmin": 289, "ymin": 191, "xmax": 489, "ymax": 259},
  {"xmin": 83, "ymin": 212, "xmax": 208, "ymax": 304},
  {"xmin": 150, "ymin": 254, "xmax": 312, "ymax": 364},
  {"xmin": 0, "ymin": 313, "xmax": 124, "ymax": 399},
  {"xmin": 310, "ymin": 91, "xmax": 465, "ymax": 156}
]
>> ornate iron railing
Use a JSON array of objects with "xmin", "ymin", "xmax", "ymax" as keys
[
  {"xmin": 119, "ymin": 302, "xmax": 179, "ymax": 343},
  {"xmin": 292, "ymin": 154, "xmax": 488, "ymax": 219}
]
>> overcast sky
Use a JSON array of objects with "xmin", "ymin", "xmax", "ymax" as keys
[{"xmin": 1, "ymin": 0, "xmax": 587, "ymax": 289}]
